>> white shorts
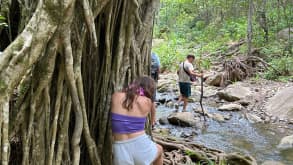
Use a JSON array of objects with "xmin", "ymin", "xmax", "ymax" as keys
[{"xmin": 113, "ymin": 134, "xmax": 158, "ymax": 165}]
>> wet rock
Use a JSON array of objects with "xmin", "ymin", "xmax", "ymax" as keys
[
  {"xmin": 166, "ymin": 101, "xmax": 174, "ymax": 108},
  {"xmin": 180, "ymin": 131, "xmax": 193, "ymax": 138},
  {"xmin": 157, "ymin": 85, "xmax": 169, "ymax": 93},
  {"xmin": 193, "ymin": 107, "xmax": 208, "ymax": 115},
  {"xmin": 209, "ymin": 113, "xmax": 225, "ymax": 122},
  {"xmin": 264, "ymin": 116, "xmax": 271, "ymax": 123},
  {"xmin": 157, "ymin": 80, "xmax": 171, "ymax": 93},
  {"xmin": 167, "ymin": 112, "xmax": 200, "ymax": 127},
  {"xmin": 217, "ymin": 83, "xmax": 252, "ymax": 102},
  {"xmin": 159, "ymin": 128, "xmax": 170, "ymax": 135},
  {"xmin": 158, "ymin": 98, "xmax": 166, "ymax": 104},
  {"xmin": 188, "ymin": 97, "xmax": 198, "ymax": 102},
  {"xmin": 158, "ymin": 116, "xmax": 169, "ymax": 125},
  {"xmin": 218, "ymin": 103, "xmax": 243, "ymax": 111},
  {"xmin": 238, "ymin": 100, "xmax": 251, "ymax": 106},
  {"xmin": 205, "ymin": 72, "xmax": 223, "ymax": 86},
  {"xmin": 246, "ymin": 113, "xmax": 263, "ymax": 123},
  {"xmin": 223, "ymin": 114, "xmax": 232, "ymax": 120},
  {"xmin": 277, "ymin": 135, "xmax": 293, "ymax": 150},
  {"xmin": 261, "ymin": 161, "xmax": 285, "ymax": 165},
  {"xmin": 203, "ymin": 87, "xmax": 218, "ymax": 97},
  {"xmin": 271, "ymin": 116, "xmax": 279, "ymax": 123},
  {"xmin": 265, "ymin": 86, "xmax": 293, "ymax": 120}
]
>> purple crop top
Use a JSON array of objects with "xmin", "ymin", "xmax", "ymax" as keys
[{"xmin": 111, "ymin": 112, "xmax": 146, "ymax": 134}]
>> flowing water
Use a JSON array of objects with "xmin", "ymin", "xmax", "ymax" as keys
[{"xmin": 155, "ymin": 93, "xmax": 293, "ymax": 165}]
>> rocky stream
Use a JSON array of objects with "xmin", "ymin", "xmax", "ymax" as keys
[{"xmin": 153, "ymin": 73, "xmax": 293, "ymax": 165}]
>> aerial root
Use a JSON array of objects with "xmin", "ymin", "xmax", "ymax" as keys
[{"xmin": 153, "ymin": 133, "xmax": 257, "ymax": 165}]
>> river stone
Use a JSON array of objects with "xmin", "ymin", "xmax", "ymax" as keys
[
  {"xmin": 158, "ymin": 98, "xmax": 166, "ymax": 104},
  {"xmin": 157, "ymin": 85, "xmax": 169, "ymax": 93},
  {"xmin": 261, "ymin": 161, "xmax": 285, "ymax": 165},
  {"xmin": 218, "ymin": 103, "xmax": 243, "ymax": 111},
  {"xmin": 203, "ymin": 86, "xmax": 218, "ymax": 97},
  {"xmin": 205, "ymin": 72, "xmax": 223, "ymax": 86},
  {"xmin": 158, "ymin": 116, "xmax": 169, "ymax": 125},
  {"xmin": 209, "ymin": 113, "xmax": 225, "ymax": 122},
  {"xmin": 238, "ymin": 99, "xmax": 251, "ymax": 106},
  {"xmin": 277, "ymin": 135, "xmax": 293, "ymax": 150},
  {"xmin": 223, "ymin": 114, "xmax": 232, "ymax": 120},
  {"xmin": 193, "ymin": 107, "xmax": 208, "ymax": 115},
  {"xmin": 246, "ymin": 113, "xmax": 263, "ymax": 123},
  {"xmin": 265, "ymin": 86, "xmax": 293, "ymax": 120},
  {"xmin": 217, "ymin": 83, "xmax": 252, "ymax": 102},
  {"xmin": 167, "ymin": 112, "xmax": 200, "ymax": 127},
  {"xmin": 159, "ymin": 128, "xmax": 170, "ymax": 135},
  {"xmin": 166, "ymin": 101, "xmax": 174, "ymax": 108}
]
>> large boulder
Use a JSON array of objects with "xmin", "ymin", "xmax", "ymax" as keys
[
  {"xmin": 277, "ymin": 28, "xmax": 293, "ymax": 41},
  {"xmin": 218, "ymin": 103, "xmax": 243, "ymax": 111},
  {"xmin": 167, "ymin": 112, "xmax": 200, "ymax": 127},
  {"xmin": 217, "ymin": 83, "xmax": 252, "ymax": 102},
  {"xmin": 265, "ymin": 86, "xmax": 293, "ymax": 119},
  {"xmin": 277, "ymin": 135, "xmax": 293, "ymax": 150},
  {"xmin": 205, "ymin": 72, "xmax": 223, "ymax": 86},
  {"xmin": 261, "ymin": 161, "xmax": 285, "ymax": 165}
]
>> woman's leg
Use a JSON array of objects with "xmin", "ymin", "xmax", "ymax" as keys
[{"xmin": 152, "ymin": 144, "xmax": 163, "ymax": 165}]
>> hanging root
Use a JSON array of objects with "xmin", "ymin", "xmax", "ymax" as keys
[
  {"xmin": 0, "ymin": 0, "xmax": 157, "ymax": 164},
  {"xmin": 222, "ymin": 56, "xmax": 254, "ymax": 84},
  {"xmin": 82, "ymin": 0, "xmax": 98, "ymax": 46},
  {"xmin": 154, "ymin": 133, "xmax": 257, "ymax": 165},
  {"xmin": 221, "ymin": 54, "xmax": 281, "ymax": 85}
]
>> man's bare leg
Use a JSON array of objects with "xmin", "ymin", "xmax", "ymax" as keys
[
  {"xmin": 182, "ymin": 96, "xmax": 188, "ymax": 112},
  {"xmin": 175, "ymin": 95, "xmax": 182, "ymax": 110}
]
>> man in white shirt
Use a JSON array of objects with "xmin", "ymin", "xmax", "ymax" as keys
[{"xmin": 176, "ymin": 55, "xmax": 203, "ymax": 111}]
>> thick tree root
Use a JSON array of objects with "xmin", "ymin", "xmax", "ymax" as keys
[
  {"xmin": 0, "ymin": 0, "xmax": 159, "ymax": 164},
  {"xmin": 153, "ymin": 133, "xmax": 257, "ymax": 165}
]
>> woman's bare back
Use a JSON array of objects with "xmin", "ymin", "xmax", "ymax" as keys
[{"xmin": 111, "ymin": 92, "xmax": 152, "ymax": 141}]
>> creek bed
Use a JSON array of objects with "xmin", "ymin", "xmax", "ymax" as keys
[{"xmin": 155, "ymin": 93, "xmax": 293, "ymax": 164}]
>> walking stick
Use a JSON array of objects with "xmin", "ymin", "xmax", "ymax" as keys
[{"xmin": 199, "ymin": 73, "xmax": 206, "ymax": 121}]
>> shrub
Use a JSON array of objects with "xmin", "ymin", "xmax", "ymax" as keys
[{"xmin": 264, "ymin": 56, "xmax": 293, "ymax": 80}]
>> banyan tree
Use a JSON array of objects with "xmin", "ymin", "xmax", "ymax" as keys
[{"xmin": 0, "ymin": 0, "xmax": 159, "ymax": 164}]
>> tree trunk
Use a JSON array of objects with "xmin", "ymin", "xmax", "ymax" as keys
[
  {"xmin": 0, "ymin": 0, "xmax": 159, "ymax": 164},
  {"xmin": 257, "ymin": 0, "xmax": 268, "ymax": 42},
  {"xmin": 247, "ymin": 0, "xmax": 253, "ymax": 56}
]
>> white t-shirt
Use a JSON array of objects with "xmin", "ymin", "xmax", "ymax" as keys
[{"xmin": 178, "ymin": 60, "xmax": 194, "ymax": 83}]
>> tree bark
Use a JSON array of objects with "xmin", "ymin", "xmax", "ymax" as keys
[{"xmin": 0, "ymin": 0, "xmax": 159, "ymax": 164}]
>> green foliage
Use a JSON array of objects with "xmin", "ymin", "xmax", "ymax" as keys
[
  {"xmin": 153, "ymin": 0, "xmax": 292, "ymax": 83},
  {"xmin": 152, "ymin": 40, "xmax": 185, "ymax": 71},
  {"xmin": 264, "ymin": 56, "xmax": 293, "ymax": 80},
  {"xmin": 0, "ymin": 14, "xmax": 8, "ymax": 28}
]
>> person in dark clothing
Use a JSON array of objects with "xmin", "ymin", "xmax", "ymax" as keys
[
  {"xmin": 150, "ymin": 52, "xmax": 160, "ymax": 101},
  {"xmin": 151, "ymin": 52, "xmax": 160, "ymax": 82}
]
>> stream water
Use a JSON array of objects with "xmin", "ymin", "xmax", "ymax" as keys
[{"xmin": 155, "ymin": 93, "xmax": 293, "ymax": 164}]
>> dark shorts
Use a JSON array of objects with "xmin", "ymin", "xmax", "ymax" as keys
[
  {"xmin": 151, "ymin": 72, "xmax": 158, "ymax": 101},
  {"xmin": 151, "ymin": 72, "xmax": 158, "ymax": 82},
  {"xmin": 179, "ymin": 82, "xmax": 191, "ymax": 98}
]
